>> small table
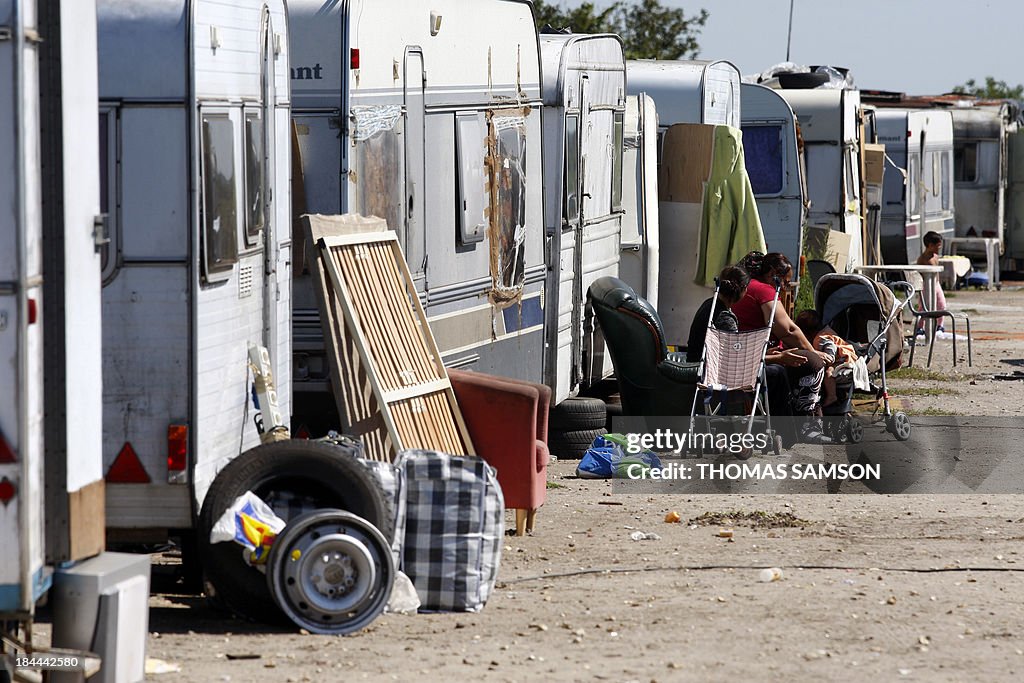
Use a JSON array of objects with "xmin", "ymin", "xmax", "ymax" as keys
[
  {"xmin": 946, "ymin": 237, "xmax": 1001, "ymax": 290},
  {"xmin": 853, "ymin": 264, "xmax": 943, "ymax": 341}
]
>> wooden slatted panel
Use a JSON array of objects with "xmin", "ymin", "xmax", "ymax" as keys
[{"xmin": 305, "ymin": 214, "xmax": 473, "ymax": 461}]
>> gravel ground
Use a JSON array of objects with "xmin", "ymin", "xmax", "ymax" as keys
[{"xmin": 30, "ymin": 286, "xmax": 1024, "ymax": 682}]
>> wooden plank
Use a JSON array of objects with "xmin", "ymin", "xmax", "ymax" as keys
[
  {"xmin": 306, "ymin": 214, "xmax": 474, "ymax": 460},
  {"xmin": 320, "ymin": 234, "xmax": 408, "ymax": 454}
]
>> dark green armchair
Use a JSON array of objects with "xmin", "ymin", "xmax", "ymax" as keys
[{"xmin": 589, "ymin": 277, "xmax": 698, "ymax": 416}]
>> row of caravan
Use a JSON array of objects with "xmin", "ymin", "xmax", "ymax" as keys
[{"xmin": 3, "ymin": 0, "xmax": 980, "ymax": 636}]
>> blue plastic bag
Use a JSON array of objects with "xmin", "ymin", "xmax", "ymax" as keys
[{"xmin": 575, "ymin": 434, "xmax": 662, "ymax": 479}]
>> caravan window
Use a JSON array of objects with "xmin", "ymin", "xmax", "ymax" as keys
[
  {"xmin": 456, "ymin": 112, "xmax": 487, "ymax": 244},
  {"xmin": 611, "ymin": 111, "xmax": 624, "ymax": 212},
  {"xmin": 843, "ymin": 146, "xmax": 859, "ymax": 204},
  {"xmin": 742, "ymin": 125, "xmax": 784, "ymax": 196},
  {"xmin": 489, "ymin": 113, "xmax": 528, "ymax": 299},
  {"xmin": 932, "ymin": 154, "xmax": 940, "ymax": 196},
  {"xmin": 244, "ymin": 114, "xmax": 265, "ymax": 242},
  {"xmin": 201, "ymin": 115, "xmax": 239, "ymax": 277},
  {"xmin": 907, "ymin": 154, "xmax": 919, "ymax": 215},
  {"xmin": 941, "ymin": 153, "xmax": 951, "ymax": 210},
  {"xmin": 564, "ymin": 113, "xmax": 580, "ymax": 224},
  {"xmin": 954, "ymin": 142, "xmax": 978, "ymax": 183},
  {"xmin": 349, "ymin": 105, "xmax": 404, "ymax": 239}
]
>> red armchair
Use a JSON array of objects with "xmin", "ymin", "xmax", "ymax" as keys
[{"xmin": 447, "ymin": 369, "xmax": 550, "ymax": 535}]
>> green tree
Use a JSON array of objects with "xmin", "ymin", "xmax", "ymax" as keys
[
  {"xmin": 533, "ymin": 0, "xmax": 708, "ymax": 60},
  {"xmin": 952, "ymin": 76, "xmax": 1024, "ymax": 100},
  {"xmin": 534, "ymin": 1, "xmax": 618, "ymax": 35}
]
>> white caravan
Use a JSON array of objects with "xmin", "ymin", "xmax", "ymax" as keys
[
  {"xmin": 619, "ymin": 94, "xmax": 660, "ymax": 309},
  {"xmin": 97, "ymin": 0, "xmax": 292, "ymax": 537},
  {"xmin": 539, "ymin": 33, "xmax": 626, "ymax": 403},
  {"xmin": 875, "ymin": 109, "xmax": 955, "ymax": 264},
  {"xmin": 624, "ymin": 59, "xmax": 741, "ymax": 340},
  {"xmin": 777, "ymin": 88, "xmax": 865, "ymax": 269},
  {"xmin": 740, "ymin": 83, "xmax": 807, "ymax": 270},
  {"xmin": 1, "ymin": 0, "xmax": 105, "ymax": 625},
  {"xmin": 288, "ymin": 0, "xmax": 546, "ymax": 426},
  {"xmin": 3, "ymin": 2, "xmax": 147, "ymax": 674},
  {"xmin": 950, "ymin": 104, "xmax": 1016, "ymax": 245},
  {"xmin": 626, "ymin": 59, "xmax": 741, "ymax": 130}
]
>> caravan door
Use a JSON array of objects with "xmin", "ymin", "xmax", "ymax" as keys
[
  {"xmin": 1006, "ymin": 128, "xmax": 1024, "ymax": 269},
  {"xmin": 619, "ymin": 94, "xmax": 659, "ymax": 308},
  {"xmin": 404, "ymin": 48, "xmax": 426, "ymax": 284}
]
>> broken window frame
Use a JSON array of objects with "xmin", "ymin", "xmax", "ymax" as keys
[
  {"xmin": 347, "ymin": 104, "xmax": 405, "ymax": 245},
  {"xmin": 486, "ymin": 110, "xmax": 529, "ymax": 305}
]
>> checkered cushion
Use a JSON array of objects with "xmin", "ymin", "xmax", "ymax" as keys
[{"xmin": 393, "ymin": 449, "xmax": 504, "ymax": 612}]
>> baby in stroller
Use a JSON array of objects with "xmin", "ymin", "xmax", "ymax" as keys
[{"xmin": 795, "ymin": 309, "xmax": 857, "ymax": 411}]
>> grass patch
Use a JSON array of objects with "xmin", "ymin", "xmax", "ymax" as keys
[
  {"xmin": 905, "ymin": 407, "xmax": 962, "ymax": 416},
  {"xmin": 897, "ymin": 386, "xmax": 960, "ymax": 397},
  {"xmin": 688, "ymin": 510, "xmax": 810, "ymax": 529},
  {"xmin": 546, "ymin": 481, "xmax": 566, "ymax": 490},
  {"xmin": 944, "ymin": 292, "xmax": 957, "ymax": 298},
  {"xmin": 888, "ymin": 367, "xmax": 956, "ymax": 381}
]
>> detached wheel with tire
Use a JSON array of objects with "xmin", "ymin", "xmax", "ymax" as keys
[
  {"xmin": 198, "ymin": 439, "xmax": 392, "ymax": 624},
  {"xmin": 266, "ymin": 509, "xmax": 394, "ymax": 635}
]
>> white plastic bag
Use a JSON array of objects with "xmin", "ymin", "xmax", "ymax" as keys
[
  {"xmin": 385, "ymin": 571, "xmax": 421, "ymax": 615},
  {"xmin": 209, "ymin": 491, "xmax": 286, "ymax": 565}
]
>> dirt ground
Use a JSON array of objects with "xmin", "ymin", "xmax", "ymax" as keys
[{"xmin": 34, "ymin": 287, "xmax": 1024, "ymax": 682}]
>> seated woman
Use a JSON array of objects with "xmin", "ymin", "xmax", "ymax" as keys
[
  {"xmin": 686, "ymin": 265, "xmax": 748, "ymax": 362},
  {"xmin": 732, "ymin": 252, "xmax": 830, "ymax": 443}
]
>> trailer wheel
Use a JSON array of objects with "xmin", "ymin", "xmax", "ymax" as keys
[
  {"xmin": 198, "ymin": 439, "xmax": 392, "ymax": 624},
  {"xmin": 266, "ymin": 509, "xmax": 394, "ymax": 635}
]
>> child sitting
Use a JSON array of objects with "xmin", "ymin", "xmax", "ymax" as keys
[
  {"xmin": 795, "ymin": 309, "xmax": 856, "ymax": 409},
  {"xmin": 686, "ymin": 266, "xmax": 749, "ymax": 362},
  {"xmin": 915, "ymin": 230, "xmax": 948, "ymax": 334}
]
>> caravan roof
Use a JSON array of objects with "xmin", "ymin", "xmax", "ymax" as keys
[
  {"xmin": 626, "ymin": 59, "xmax": 740, "ymax": 128},
  {"xmin": 539, "ymin": 33, "xmax": 624, "ymax": 106},
  {"xmin": 98, "ymin": 0, "xmax": 290, "ymax": 102},
  {"xmin": 778, "ymin": 89, "xmax": 861, "ymax": 144},
  {"xmin": 289, "ymin": 0, "xmax": 541, "ymax": 109}
]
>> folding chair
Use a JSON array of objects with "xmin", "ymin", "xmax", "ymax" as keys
[{"xmin": 688, "ymin": 282, "xmax": 783, "ymax": 457}]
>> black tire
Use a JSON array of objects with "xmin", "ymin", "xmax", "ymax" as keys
[
  {"xmin": 603, "ymin": 401, "xmax": 623, "ymax": 432},
  {"xmin": 549, "ymin": 427, "xmax": 606, "ymax": 460},
  {"xmin": 549, "ymin": 397, "xmax": 607, "ymax": 432},
  {"xmin": 198, "ymin": 439, "xmax": 392, "ymax": 625}
]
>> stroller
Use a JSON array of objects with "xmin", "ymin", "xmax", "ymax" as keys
[
  {"xmin": 688, "ymin": 279, "xmax": 784, "ymax": 458},
  {"xmin": 813, "ymin": 273, "xmax": 915, "ymax": 442}
]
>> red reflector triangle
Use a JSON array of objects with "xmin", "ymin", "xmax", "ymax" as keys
[
  {"xmin": 0, "ymin": 432, "xmax": 15, "ymax": 463},
  {"xmin": 106, "ymin": 443, "xmax": 151, "ymax": 483},
  {"xmin": 296, "ymin": 425, "xmax": 311, "ymax": 440}
]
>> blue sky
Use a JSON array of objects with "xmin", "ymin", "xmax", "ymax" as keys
[{"xmin": 654, "ymin": 0, "xmax": 1021, "ymax": 94}]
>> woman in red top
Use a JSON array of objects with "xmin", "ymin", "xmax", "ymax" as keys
[{"xmin": 733, "ymin": 252, "xmax": 831, "ymax": 443}]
